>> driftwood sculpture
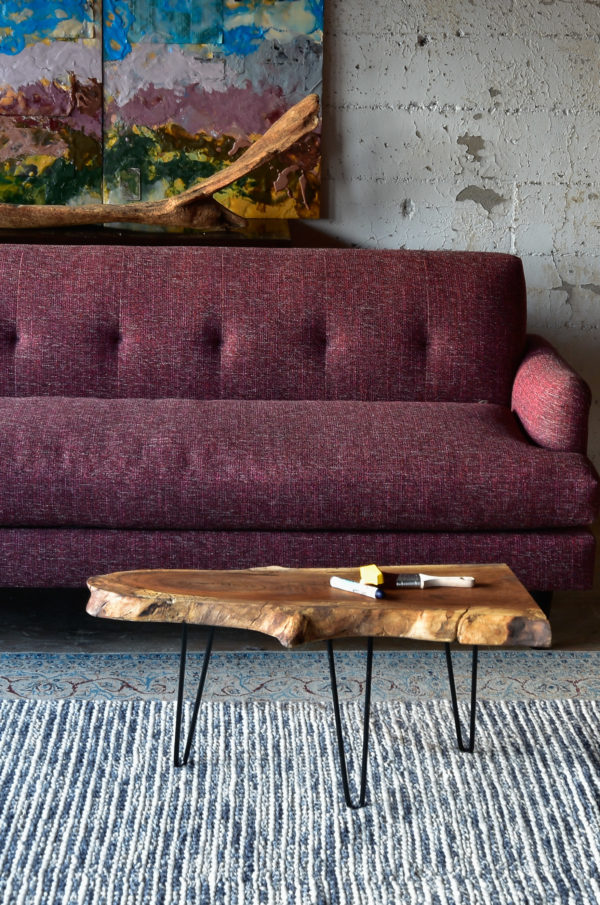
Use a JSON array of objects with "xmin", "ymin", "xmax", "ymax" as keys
[{"xmin": 0, "ymin": 93, "xmax": 320, "ymax": 229}]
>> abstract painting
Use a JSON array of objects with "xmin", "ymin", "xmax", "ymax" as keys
[
  {"xmin": 0, "ymin": 1, "xmax": 102, "ymax": 205},
  {"xmin": 0, "ymin": 0, "xmax": 322, "ymax": 219}
]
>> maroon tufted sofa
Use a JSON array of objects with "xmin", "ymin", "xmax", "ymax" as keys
[{"xmin": 0, "ymin": 244, "xmax": 597, "ymax": 591}]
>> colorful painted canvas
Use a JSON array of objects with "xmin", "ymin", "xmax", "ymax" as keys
[
  {"xmin": 0, "ymin": 1, "xmax": 102, "ymax": 205},
  {"xmin": 0, "ymin": 1, "xmax": 322, "ymax": 219}
]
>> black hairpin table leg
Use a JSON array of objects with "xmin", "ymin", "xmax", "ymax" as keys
[
  {"xmin": 327, "ymin": 637, "xmax": 373, "ymax": 809},
  {"xmin": 174, "ymin": 623, "xmax": 215, "ymax": 767},
  {"xmin": 445, "ymin": 643, "xmax": 478, "ymax": 753}
]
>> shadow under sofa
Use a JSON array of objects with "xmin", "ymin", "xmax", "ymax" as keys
[{"xmin": 0, "ymin": 244, "xmax": 597, "ymax": 596}]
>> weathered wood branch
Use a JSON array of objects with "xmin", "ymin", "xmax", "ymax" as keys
[{"xmin": 0, "ymin": 93, "xmax": 320, "ymax": 230}]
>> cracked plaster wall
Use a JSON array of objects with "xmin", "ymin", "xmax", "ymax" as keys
[{"xmin": 320, "ymin": 0, "xmax": 600, "ymax": 468}]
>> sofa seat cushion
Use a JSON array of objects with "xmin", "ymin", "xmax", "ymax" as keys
[{"xmin": 0, "ymin": 398, "xmax": 596, "ymax": 531}]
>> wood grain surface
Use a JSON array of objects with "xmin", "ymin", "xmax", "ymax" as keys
[{"xmin": 86, "ymin": 563, "xmax": 552, "ymax": 649}]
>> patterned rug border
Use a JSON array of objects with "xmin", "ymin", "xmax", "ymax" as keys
[{"xmin": 2, "ymin": 649, "xmax": 600, "ymax": 700}]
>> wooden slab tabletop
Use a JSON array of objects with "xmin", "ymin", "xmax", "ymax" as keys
[{"xmin": 86, "ymin": 563, "xmax": 551, "ymax": 649}]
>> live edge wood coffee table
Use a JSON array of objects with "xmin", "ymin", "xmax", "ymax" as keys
[{"xmin": 86, "ymin": 563, "xmax": 551, "ymax": 810}]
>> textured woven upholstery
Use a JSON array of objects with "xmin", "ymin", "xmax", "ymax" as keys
[
  {"xmin": 0, "ymin": 244, "xmax": 595, "ymax": 590},
  {"xmin": 0, "ymin": 529, "xmax": 593, "ymax": 591},
  {"xmin": 512, "ymin": 335, "xmax": 592, "ymax": 453},
  {"xmin": 0, "ymin": 398, "xmax": 596, "ymax": 531},
  {"xmin": 0, "ymin": 245, "xmax": 525, "ymax": 403}
]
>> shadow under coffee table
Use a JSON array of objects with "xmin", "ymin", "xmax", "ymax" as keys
[{"xmin": 86, "ymin": 563, "xmax": 551, "ymax": 810}]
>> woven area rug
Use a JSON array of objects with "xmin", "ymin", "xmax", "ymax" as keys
[{"xmin": 2, "ymin": 699, "xmax": 600, "ymax": 904}]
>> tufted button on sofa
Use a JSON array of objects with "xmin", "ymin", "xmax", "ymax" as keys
[{"xmin": 0, "ymin": 244, "xmax": 597, "ymax": 591}]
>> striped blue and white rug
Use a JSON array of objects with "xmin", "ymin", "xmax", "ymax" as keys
[{"xmin": 1, "ymin": 698, "xmax": 600, "ymax": 904}]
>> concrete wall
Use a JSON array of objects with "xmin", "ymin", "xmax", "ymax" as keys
[{"xmin": 319, "ymin": 0, "xmax": 600, "ymax": 466}]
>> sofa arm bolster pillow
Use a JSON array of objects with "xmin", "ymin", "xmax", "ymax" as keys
[{"xmin": 511, "ymin": 334, "xmax": 591, "ymax": 453}]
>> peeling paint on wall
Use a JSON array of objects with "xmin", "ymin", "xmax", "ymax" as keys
[
  {"xmin": 583, "ymin": 284, "xmax": 600, "ymax": 297},
  {"xmin": 318, "ymin": 0, "xmax": 600, "ymax": 465},
  {"xmin": 456, "ymin": 186, "xmax": 508, "ymax": 214},
  {"xmin": 457, "ymin": 134, "xmax": 485, "ymax": 162}
]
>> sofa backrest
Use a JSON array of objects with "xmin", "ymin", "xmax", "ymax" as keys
[{"xmin": 0, "ymin": 245, "xmax": 526, "ymax": 404}]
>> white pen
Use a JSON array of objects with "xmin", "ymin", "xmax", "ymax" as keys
[{"xmin": 330, "ymin": 576, "xmax": 384, "ymax": 599}]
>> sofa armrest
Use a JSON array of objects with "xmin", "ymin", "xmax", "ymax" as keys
[{"xmin": 511, "ymin": 335, "xmax": 591, "ymax": 453}]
